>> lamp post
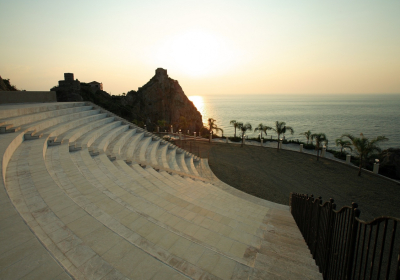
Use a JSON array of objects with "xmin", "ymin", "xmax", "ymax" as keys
[
  {"xmin": 170, "ymin": 125, "xmax": 173, "ymax": 134},
  {"xmin": 179, "ymin": 129, "xmax": 182, "ymax": 141},
  {"xmin": 321, "ymin": 145, "xmax": 326, "ymax": 157},
  {"xmin": 346, "ymin": 154, "xmax": 351, "ymax": 164},
  {"xmin": 144, "ymin": 124, "xmax": 147, "ymax": 131},
  {"xmin": 373, "ymin": 159, "xmax": 380, "ymax": 174}
]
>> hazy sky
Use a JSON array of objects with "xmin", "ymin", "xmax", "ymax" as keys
[{"xmin": 1, "ymin": 0, "xmax": 399, "ymax": 95}]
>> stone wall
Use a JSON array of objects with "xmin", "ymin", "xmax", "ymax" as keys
[{"xmin": 0, "ymin": 91, "xmax": 57, "ymax": 104}]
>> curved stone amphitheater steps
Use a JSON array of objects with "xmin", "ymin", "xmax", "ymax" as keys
[
  {"xmin": 1, "ymin": 102, "xmax": 322, "ymax": 280},
  {"xmin": 167, "ymin": 146, "xmax": 181, "ymax": 172},
  {"xmin": 156, "ymin": 142, "xmax": 170, "ymax": 169}
]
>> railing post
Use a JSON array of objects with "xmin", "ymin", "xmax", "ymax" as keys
[
  {"xmin": 313, "ymin": 197, "xmax": 322, "ymax": 257},
  {"xmin": 324, "ymin": 199, "xmax": 336, "ymax": 278},
  {"xmin": 307, "ymin": 195, "xmax": 315, "ymax": 243},
  {"xmin": 345, "ymin": 203, "xmax": 360, "ymax": 280}
]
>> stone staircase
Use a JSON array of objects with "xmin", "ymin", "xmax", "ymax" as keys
[{"xmin": 0, "ymin": 102, "xmax": 323, "ymax": 280}]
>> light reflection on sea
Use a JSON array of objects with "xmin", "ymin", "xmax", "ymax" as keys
[{"xmin": 189, "ymin": 94, "xmax": 400, "ymax": 150}]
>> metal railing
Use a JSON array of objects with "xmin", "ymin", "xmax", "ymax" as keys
[{"xmin": 290, "ymin": 193, "xmax": 400, "ymax": 279}]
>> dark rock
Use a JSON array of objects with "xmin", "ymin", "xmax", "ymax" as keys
[
  {"xmin": 0, "ymin": 75, "xmax": 18, "ymax": 91},
  {"xmin": 49, "ymin": 69, "xmax": 203, "ymax": 132},
  {"xmin": 124, "ymin": 68, "xmax": 203, "ymax": 132}
]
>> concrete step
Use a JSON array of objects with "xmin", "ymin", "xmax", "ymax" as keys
[
  {"xmin": 0, "ymin": 101, "xmax": 85, "ymax": 119},
  {"xmin": 24, "ymin": 130, "xmax": 43, "ymax": 140},
  {"xmin": 134, "ymin": 136, "xmax": 152, "ymax": 163},
  {"xmin": 124, "ymin": 132, "xmax": 145, "ymax": 159},
  {"xmin": 254, "ymin": 251, "xmax": 322, "ymax": 279},
  {"xmin": 0, "ymin": 124, "xmax": 21, "ymax": 133},
  {"xmin": 60, "ymin": 114, "xmax": 111, "ymax": 143}
]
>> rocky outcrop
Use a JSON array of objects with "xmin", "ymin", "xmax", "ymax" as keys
[
  {"xmin": 123, "ymin": 68, "xmax": 203, "ymax": 132},
  {"xmin": 49, "ymin": 69, "xmax": 203, "ymax": 132},
  {"xmin": 0, "ymin": 75, "xmax": 18, "ymax": 91}
]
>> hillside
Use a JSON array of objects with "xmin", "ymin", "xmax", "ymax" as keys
[{"xmin": 0, "ymin": 76, "xmax": 18, "ymax": 91}]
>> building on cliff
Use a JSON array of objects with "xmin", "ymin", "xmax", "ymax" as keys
[
  {"xmin": 52, "ymin": 73, "xmax": 83, "ymax": 102},
  {"xmin": 88, "ymin": 81, "xmax": 103, "ymax": 92}
]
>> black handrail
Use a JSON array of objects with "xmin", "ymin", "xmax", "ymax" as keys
[{"xmin": 290, "ymin": 192, "xmax": 400, "ymax": 280}]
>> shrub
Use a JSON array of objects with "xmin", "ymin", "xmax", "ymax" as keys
[{"xmin": 228, "ymin": 136, "xmax": 241, "ymax": 142}]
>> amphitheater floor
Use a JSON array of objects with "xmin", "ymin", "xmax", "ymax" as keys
[{"xmin": 193, "ymin": 141, "xmax": 400, "ymax": 222}]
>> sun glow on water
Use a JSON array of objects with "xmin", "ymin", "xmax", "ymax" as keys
[{"xmin": 188, "ymin": 95, "xmax": 205, "ymax": 121}]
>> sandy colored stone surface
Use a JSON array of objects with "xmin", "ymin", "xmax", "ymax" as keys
[{"xmin": 191, "ymin": 141, "xmax": 400, "ymax": 221}]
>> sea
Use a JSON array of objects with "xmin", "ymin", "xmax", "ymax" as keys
[{"xmin": 188, "ymin": 94, "xmax": 400, "ymax": 151}]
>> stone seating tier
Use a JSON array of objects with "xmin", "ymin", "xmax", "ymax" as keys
[{"xmin": 0, "ymin": 102, "xmax": 322, "ymax": 280}]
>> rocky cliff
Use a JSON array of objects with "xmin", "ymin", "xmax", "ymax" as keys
[
  {"xmin": 0, "ymin": 76, "xmax": 18, "ymax": 91},
  {"xmin": 51, "ymin": 68, "xmax": 203, "ymax": 132},
  {"xmin": 123, "ymin": 68, "xmax": 203, "ymax": 132}
]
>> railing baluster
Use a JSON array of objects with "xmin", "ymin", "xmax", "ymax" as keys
[
  {"xmin": 289, "ymin": 193, "xmax": 399, "ymax": 280},
  {"xmin": 396, "ymin": 242, "xmax": 400, "ymax": 280},
  {"xmin": 358, "ymin": 224, "xmax": 368, "ymax": 280},
  {"xmin": 352, "ymin": 223, "xmax": 362, "ymax": 280},
  {"xmin": 346, "ymin": 205, "xmax": 360, "ymax": 280},
  {"xmin": 332, "ymin": 210, "xmax": 344, "ymax": 280},
  {"xmin": 339, "ymin": 208, "xmax": 350, "ymax": 278},
  {"xmin": 325, "ymin": 200, "xmax": 336, "ymax": 279},
  {"xmin": 369, "ymin": 222, "xmax": 381, "ymax": 279},
  {"xmin": 386, "ymin": 220, "xmax": 397, "ymax": 280},
  {"xmin": 363, "ymin": 224, "xmax": 373, "ymax": 279},
  {"xmin": 313, "ymin": 197, "xmax": 322, "ymax": 259},
  {"xmin": 376, "ymin": 219, "xmax": 388, "ymax": 279}
]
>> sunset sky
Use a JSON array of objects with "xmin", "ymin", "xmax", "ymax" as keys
[{"xmin": 1, "ymin": 0, "xmax": 399, "ymax": 95}]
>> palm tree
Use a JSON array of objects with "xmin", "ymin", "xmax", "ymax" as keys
[
  {"xmin": 207, "ymin": 118, "xmax": 223, "ymax": 142},
  {"xmin": 237, "ymin": 122, "xmax": 252, "ymax": 147},
  {"xmin": 230, "ymin": 120, "xmax": 239, "ymax": 138},
  {"xmin": 311, "ymin": 133, "xmax": 328, "ymax": 161},
  {"xmin": 177, "ymin": 116, "xmax": 191, "ymax": 133},
  {"xmin": 271, "ymin": 121, "xmax": 294, "ymax": 150},
  {"xmin": 299, "ymin": 130, "xmax": 312, "ymax": 144},
  {"xmin": 157, "ymin": 120, "xmax": 166, "ymax": 131},
  {"xmin": 335, "ymin": 138, "xmax": 352, "ymax": 154},
  {"xmin": 342, "ymin": 133, "xmax": 388, "ymax": 176},
  {"xmin": 254, "ymin": 123, "xmax": 272, "ymax": 139}
]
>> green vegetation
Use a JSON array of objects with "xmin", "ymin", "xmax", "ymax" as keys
[
  {"xmin": 237, "ymin": 122, "xmax": 252, "ymax": 148},
  {"xmin": 311, "ymin": 133, "xmax": 328, "ymax": 161},
  {"xmin": 335, "ymin": 138, "xmax": 352, "ymax": 154},
  {"xmin": 177, "ymin": 116, "xmax": 191, "ymax": 133},
  {"xmin": 157, "ymin": 120, "xmax": 166, "ymax": 131},
  {"xmin": 342, "ymin": 133, "xmax": 388, "ymax": 176},
  {"xmin": 207, "ymin": 118, "xmax": 223, "ymax": 135},
  {"xmin": 230, "ymin": 120, "xmax": 239, "ymax": 138},
  {"xmin": 299, "ymin": 130, "xmax": 312, "ymax": 144},
  {"xmin": 271, "ymin": 121, "xmax": 294, "ymax": 150},
  {"xmin": 254, "ymin": 123, "xmax": 272, "ymax": 139}
]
